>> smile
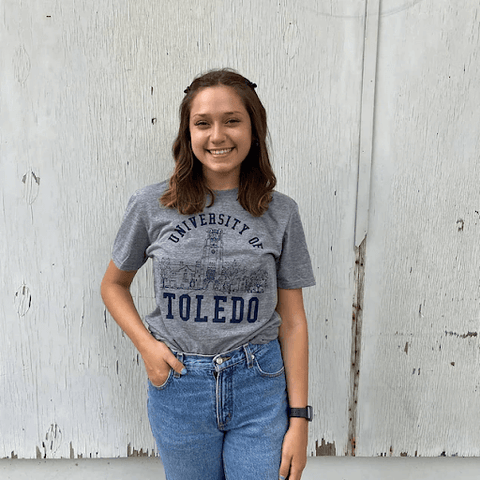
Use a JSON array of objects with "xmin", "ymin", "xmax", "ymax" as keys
[{"xmin": 208, "ymin": 148, "xmax": 234, "ymax": 156}]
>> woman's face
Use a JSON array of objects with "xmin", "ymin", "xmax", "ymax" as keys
[{"xmin": 189, "ymin": 85, "xmax": 252, "ymax": 190}]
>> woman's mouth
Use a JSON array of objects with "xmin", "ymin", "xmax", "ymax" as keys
[{"xmin": 208, "ymin": 148, "xmax": 234, "ymax": 156}]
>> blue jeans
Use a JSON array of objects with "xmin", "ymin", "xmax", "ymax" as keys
[{"xmin": 147, "ymin": 339, "xmax": 289, "ymax": 480}]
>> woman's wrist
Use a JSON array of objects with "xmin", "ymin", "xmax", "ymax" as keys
[
  {"xmin": 288, "ymin": 417, "xmax": 309, "ymax": 432},
  {"xmin": 135, "ymin": 331, "xmax": 161, "ymax": 356}
]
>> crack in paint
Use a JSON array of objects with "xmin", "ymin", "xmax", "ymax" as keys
[
  {"xmin": 13, "ymin": 45, "xmax": 31, "ymax": 84},
  {"xmin": 445, "ymin": 331, "xmax": 477, "ymax": 339},
  {"xmin": 22, "ymin": 170, "xmax": 40, "ymax": 205},
  {"xmin": 14, "ymin": 284, "xmax": 32, "ymax": 317},
  {"xmin": 43, "ymin": 424, "xmax": 62, "ymax": 457}
]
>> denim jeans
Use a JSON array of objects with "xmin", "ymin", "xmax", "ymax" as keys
[{"xmin": 147, "ymin": 339, "xmax": 289, "ymax": 480}]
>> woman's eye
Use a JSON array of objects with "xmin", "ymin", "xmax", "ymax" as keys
[
  {"xmin": 195, "ymin": 121, "xmax": 208, "ymax": 126},
  {"xmin": 226, "ymin": 119, "xmax": 240, "ymax": 124}
]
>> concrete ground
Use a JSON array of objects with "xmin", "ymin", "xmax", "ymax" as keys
[{"xmin": 1, "ymin": 456, "xmax": 480, "ymax": 480}]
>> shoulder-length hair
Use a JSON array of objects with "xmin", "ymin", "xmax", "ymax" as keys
[{"xmin": 160, "ymin": 68, "xmax": 276, "ymax": 217}]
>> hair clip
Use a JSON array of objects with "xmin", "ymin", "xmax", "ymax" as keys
[{"xmin": 184, "ymin": 86, "xmax": 191, "ymax": 94}]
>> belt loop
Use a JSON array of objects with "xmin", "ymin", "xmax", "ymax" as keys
[
  {"xmin": 243, "ymin": 344, "xmax": 254, "ymax": 368},
  {"xmin": 174, "ymin": 352, "xmax": 184, "ymax": 378}
]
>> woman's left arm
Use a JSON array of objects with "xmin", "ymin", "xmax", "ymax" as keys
[{"xmin": 277, "ymin": 287, "xmax": 309, "ymax": 480}]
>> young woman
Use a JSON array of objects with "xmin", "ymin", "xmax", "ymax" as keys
[{"xmin": 101, "ymin": 69, "xmax": 315, "ymax": 480}]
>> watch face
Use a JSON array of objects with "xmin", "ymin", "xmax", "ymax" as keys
[{"xmin": 306, "ymin": 405, "xmax": 313, "ymax": 421}]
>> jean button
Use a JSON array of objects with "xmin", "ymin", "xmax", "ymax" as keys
[{"xmin": 216, "ymin": 357, "xmax": 224, "ymax": 365}]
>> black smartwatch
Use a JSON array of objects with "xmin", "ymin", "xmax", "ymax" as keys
[{"xmin": 288, "ymin": 406, "xmax": 313, "ymax": 421}]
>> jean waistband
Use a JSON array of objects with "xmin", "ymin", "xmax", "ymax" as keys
[{"xmin": 171, "ymin": 340, "xmax": 276, "ymax": 370}]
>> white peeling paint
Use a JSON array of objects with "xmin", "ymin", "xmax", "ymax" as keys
[
  {"xmin": 1, "ymin": 0, "xmax": 353, "ymax": 459},
  {"xmin": 1, "ymin": 0, "xmax": 477, "ymax": 461},
  {"xmin": 22, "ymin": 170, "xmax": 40, "ymax": 205},
  {"xmin": 14, "ymin": 284, "xmax": 32, "ymax": 317},
  {"xmin": 356, "ymin": 0, "xmax": 480, "ymax": 457}
]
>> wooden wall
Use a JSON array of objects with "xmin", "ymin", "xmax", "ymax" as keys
[
  {"xmin": 1, "ymin": 0, "xmax": 478, "ymax": 459},
  {"xmin": 357, "ymin": 0, "xmax": 480, "ymax": 456}
]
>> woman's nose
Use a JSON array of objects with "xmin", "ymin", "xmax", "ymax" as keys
[{"xmin": 210, "ymin": 123, "xmax": 226, "ymax": 143}]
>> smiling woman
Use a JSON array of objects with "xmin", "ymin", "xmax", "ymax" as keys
[
  {"xmin": 161, "ymin": 69, "xmax": 275, "ymax": 217},
  {"xmin": 101, "ymin": 68, "xmax": 316, "ymax": 480}
]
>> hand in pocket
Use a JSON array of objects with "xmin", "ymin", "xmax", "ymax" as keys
[{"xmin": 141, "ymin": 339, "xmax": 186, "ymax": 386}]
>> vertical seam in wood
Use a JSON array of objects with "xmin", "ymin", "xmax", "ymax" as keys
[
  {"xmin": 348, "ymin": 0, "xmax": 380, "ymax": 454},
  {"xmin": 348, "ymin": 237, "xmax": 367, "ymax": 456},
  {"xmin": 354, "ymin": 0, "xmax": 381, "ymax": 247}
]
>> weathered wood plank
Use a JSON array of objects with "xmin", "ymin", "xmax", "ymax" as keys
[
  {"xmin": 1, "ymin": 0, "xmax": 363, "ymax": 458},
  {"xmin": 356, "ymin": 0, "xmax": 480, "ymax": 456}
]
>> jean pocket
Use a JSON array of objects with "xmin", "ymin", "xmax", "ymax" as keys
[
  {"xmin": 149, "ymin": 369, "xmax": 173, "ymax": 390},
  {"xmin": 253, "ymin": 342, "xmax": 285, "ymax": 378}
]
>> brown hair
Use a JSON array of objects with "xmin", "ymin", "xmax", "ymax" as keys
[{"xmin": 160, "ymin": 68, "xmax": 276, "ymax": 217}]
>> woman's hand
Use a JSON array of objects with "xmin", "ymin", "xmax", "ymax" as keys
[
  {"xmin": 279, "ymin": 419, "xmax": 308, "ymax": 480},
  {"xmin": 101, "ymin": 261, "xmax": 186, "ymax": 386},
  {"xmin": 141, "ymin": 338, "xmax": 186, "ymax": 386}
]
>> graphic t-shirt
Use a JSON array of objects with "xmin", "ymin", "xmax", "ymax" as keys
[{"xmin": 112, "ymin": 181, "xmax": 315, "ymax": 354}]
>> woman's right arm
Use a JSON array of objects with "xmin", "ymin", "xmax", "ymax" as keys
[{"xmin": 100, "ymin": 260, "xmax": 185, "ymax": 385}]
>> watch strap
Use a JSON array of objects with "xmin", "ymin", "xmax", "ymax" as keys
[{"xmin": 288, "ymin": 406, "xmax": 313, "ymax": 421}]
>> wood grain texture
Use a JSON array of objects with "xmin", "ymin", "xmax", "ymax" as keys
[
  {"xmin": 1, "ymin": 0, "xmax": 363, "ymax": 458},
  {"xmin": 356, "ymin": 0, "xmax": 480, "ymax": 456}
]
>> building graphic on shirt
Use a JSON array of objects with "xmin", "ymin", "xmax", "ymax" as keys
[
  {"xmin": 158, "ymin": 229, "xmax": 268, "ymax": 294},
  {"xmin": 202, "ymin": 228, "xmax": 224, "ymax": 282}
]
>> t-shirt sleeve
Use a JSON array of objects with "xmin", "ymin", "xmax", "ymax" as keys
[
  {"xmin": 276, "ymin": 203, "xmax": 316, "ymax": 289},
  {"xmin": 112, "ymin": 191, "xmax": 150, "ymax": 271}
]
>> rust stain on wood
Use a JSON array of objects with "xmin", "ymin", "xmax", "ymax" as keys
[{"xmin": 347, "ymin": 237, "xmax": 367, "ymax": 456}]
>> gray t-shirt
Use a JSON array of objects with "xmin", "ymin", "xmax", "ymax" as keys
[{"xmin": 112, "ymin": 181, "xmax": 315, "ymax": 354}]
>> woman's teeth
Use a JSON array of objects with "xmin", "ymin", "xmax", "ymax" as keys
[{"xmin": 209, "ymin": 148, "xmax": 233, "ymax": 155}]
